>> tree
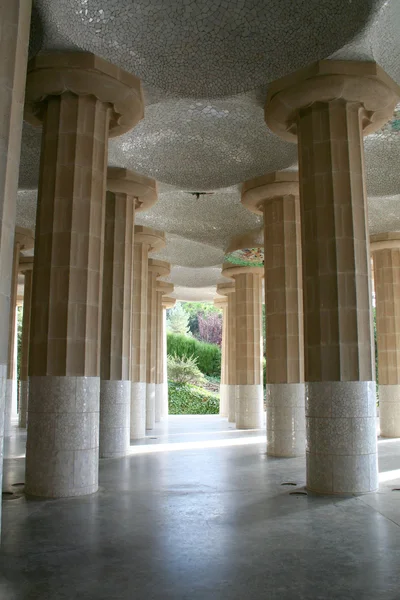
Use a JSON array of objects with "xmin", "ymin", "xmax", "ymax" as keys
[
  {"xmin": 181, "ymin": 301, "xmax": 221, "ymax": 337},
  {"xmin": 166, "ymin": 303, "xmax": 191, "ymax": 336},
  {"xmin": 197, "ymin": 312, "xmax": 222, "ymax": 346}
]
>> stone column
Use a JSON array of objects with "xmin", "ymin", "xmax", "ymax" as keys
[
  {"xmin": 221, "ymin": 268, "xmax": 263, "ymax": 429},
  {"xmin": 0, "ymin": 0, "xmax": 31, "ymax": 535},
  {"xmin": 242, "ymin": 172, "xmax": 305, "ymax": 457},
  {"xmin": 155, "ymin": 281, "xmax": 173, "ymax": 422},
  {"xmin": 217, "ymin": 283, "xmax": 236, "ymax": 422},
  {"xmin": 371, "ymin": 233, "xmax": 400, "ymax": 438},
  {"xmin": 99, "ymin": 168, "xmax": 157, "ymax": 458},
  {"xmin": 131, "ymin": 227, "xmax": 165, "ymax": 438},
  {"xmin": 266, "ymin": 60, "xmax": 399, "ymax": 494},
  {"xmin": 162, "ymin": 297, "xmax": 176, "ymax": 417},
  {"xmin": 5, "ymin": 228, "xmax": 34, "ymax": 435},
  {"xmin": 5, "ymin": 239, "xmax": 20, "ymax": 437},
  {"xmin": 214, "ymin": 296, "xmax": 229, "ymax": 417},
  {"xmin": 147, "ymin": 259, "xmax": 169, "ymax": 430},
  {"xmin": 18, "ymin": 257, "xmax": 34, "ymax": 428},
  {"xmin": 24, "ymin": 52, "xmax": 143, "ymax": 498}
]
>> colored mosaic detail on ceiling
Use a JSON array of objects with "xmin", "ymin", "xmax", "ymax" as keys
[
  {"xmin": 224, "ymin": 248, "xmax": 264, "ymax": 268},
  {"xmin": 379, "ymin": 103, "xmax": 400, "ymax": 135}
]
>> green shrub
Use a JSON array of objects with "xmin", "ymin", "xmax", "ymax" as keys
[
  {"xmin": 167, "ymin": 353, "xmax": 205, "ymax": 385},
  {"xmin": 167, "ymin": 333, "xmax": 221, "ymax": 377},
  {"xmin": 168, "ymin": 382, "xmax": 220, "ymax": 414}
]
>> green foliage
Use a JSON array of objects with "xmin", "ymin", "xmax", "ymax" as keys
[
  {"xmin": 166, "ymin": 303, "xmax": 191, "ymax": 336},
  {"xmin": 167, "ymin": 353, "xmax": 205, "ymax": 385},
  {"xmin": 168, "ymin": 382, "xmax": 220, "ymax": 414},
  {"xmin": 180, "ymin": 301, "xmax": 221, "ymax": 338},
  {"xmin": 167, "ymin": 333, "xmax": 221, "ymax": 377}
]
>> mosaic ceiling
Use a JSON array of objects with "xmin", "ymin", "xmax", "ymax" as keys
[
  {"xmin": 32, "ymin": 0, "xmax": 383, "ymax": 97},
  {"xmin": 15, "ymin": 0, "xmax": 400, "ymax": 300}
]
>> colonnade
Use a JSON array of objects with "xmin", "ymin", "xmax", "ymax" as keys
[{"xmin": 0, "ymin": 4, "xmax": 399, "ymax": 536}]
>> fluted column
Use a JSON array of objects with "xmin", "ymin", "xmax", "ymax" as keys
[
  {"xmin": 131, "ymin": 227, "xmax": 165, "ymax": 438},
  {"xmin": 99, "ymin": 168, "xmax": 157, "ymax": 457},
  {"xmin": 214, "ymin": 296, "xmax": 228, "ymax": 417},
  {"xmin": 19, "ymin": 257, "xmax": 34, "ymax": 428},
  {"xmin": 266, "ymin": 60, "xmax": 400, "ymax": 494},
  {"xmin": 217, "ymin": 283, "xmax": 236, "ymax": 422},
  {"xmin": 155, "ymin": 281, "xmax": 173, "ymax": 422},
  {"xmin": 162, "ymin": 297, "xmax": 176, "ymax": 417},
  {"xmin": 242, "ymin": 172, "xmax": 305, "ymax": 457},
  {"xmin": 24, "ymin": 52, "xmax": 143, "ymax": 498},
  {"xmin": 0, "ymin": 0, "xmax": 31, "ymax": 534},
  {"xmin": 146, "ymin": 259, "xmax": 169, "ymax": 430},
  {"xmin": 371, "ymin": 233, "xmax": 400, "ymax": 437},
  {"xmin": 221, "ymin": 268, "xmax": 263, "ymax": 429}
]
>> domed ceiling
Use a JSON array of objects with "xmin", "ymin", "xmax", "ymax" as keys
[{"xmin": 16, "ymin": 0, "xmax": 400, "ymax": 300}]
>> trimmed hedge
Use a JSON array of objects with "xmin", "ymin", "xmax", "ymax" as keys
[
  {"xmin": 168, "ymin": 382, "xmax": 220, "ymax": 414},
  {"xmin": 167, "ymin": 333, "xmax": 221, "ymax": 377}
]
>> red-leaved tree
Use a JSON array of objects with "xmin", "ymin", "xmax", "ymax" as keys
[{"xmin": 197, "ymin": 312, "xmax": 222, "ymax": 346}]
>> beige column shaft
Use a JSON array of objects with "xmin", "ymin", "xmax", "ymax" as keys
[
  {"xmin": 131, "ymin": 231, "xmax": 165, "ymax": 436},
  {"xmin": 217, "ymin": 283, "xmax": 236, "ymax": 421},
  {"xmin": 146, "ymin": 271, "xmax": 158, "ymax": 429},
  {"xmin": 242, "ymin": 173, "xmax": 305, "ymax": 456},
  {"xmin": 19, "ymin": 264, "xmax": 33, "ymax": 428},
  {"xmin": 155, "ymin": 291, "xmax": 164, "ymax": 422},
  {"xmin": 5, "ymin": 240, "xmax": 20, "ymax": 437},
  {"xmin": 371, "ymin": 233, "xmax": 400, "ymax": 437},
  {"xmin": 214, "ymin": 296, "xmax": 228, "ymax": 417},
  {"xmin": 266, "ymin": 60, "xmax": 400, "ymax": 494},
  {"xmin": 156, "ymin": 282, "xmax": 173, "ymax": 422},
  {"xmin": 222, "ymin": 269, "xmax": 263, "ymax": 429},
  {"xmin": 25, "ymin": 53, "xmax": 143, "ymax": 498},
  {"xmin": 99, "ymin": 190, "xmax": 134, "ymax": 458},
  {"xmin": 162, "ymin": 297, "xmax": 176, "ymax": 418},
  {"xmin": 146, "ymin": 259, "xmax": 169, "ymax": 430},
  {"xmin": 131, "ymin": 241, "xmax": 149, "ymax": 438}
]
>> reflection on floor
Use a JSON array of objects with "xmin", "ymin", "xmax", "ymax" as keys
[{"xmin": 1, "ymin": 415, "xmax": 400, "ymax": 600}]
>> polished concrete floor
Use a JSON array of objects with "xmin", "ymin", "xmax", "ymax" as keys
[{"xmin": 1, "ymin": 415, "xmax": 400, "ymax": 599}]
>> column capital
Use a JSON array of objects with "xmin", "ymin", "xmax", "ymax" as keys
[
  {"xmin": 107, "ymin": 167, "xmax": 157, "ymax": 212},
  {"xmin": 134, "ymin": 226, "xmax": 165, "ymax": 252},
  {"xmin": 370, "ymin": 232, "xmax": 400, "ymax": 252},
  {"xmin": 216, "ymin": 282, "xmax": 235, "ymax": 296},
  {"xmin": 18, "ymin": 256, "xmax": 34, "ymax": 273},
  {"xmin": 148, "ymin": 258, "xmax": 170, "ymax": 278},
  {"xmin": 242, "ymin": 171, "xmax": 299, "ymax": 215},
  {"xmin": 25, "ymin": 52, "xmax": 144, "ymax": 137},
  {"xmin": 15, "ymin": 226, "xmax": 34, "ymax": 251},
  {"xmin": 265, "ymin": 60, "xmax": 400, "ymax": 142},
  {"xmin": 162, "ymin": 297, "xmax": 176, "ymax": 309},
  {"xmin": 222, "ymin": 264, "xmax": 264, "ymax": 278},
  {"xmin": 156, "ymin": 281, "xmax": 174, "ymax": 295},
  {"xmin": 214, "ymin": 296, "xmax": 227, "ymax": 308}
]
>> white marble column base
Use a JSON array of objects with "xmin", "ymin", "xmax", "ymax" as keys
[
  {"xmin": 131, "ymin": 381, "xmax": 146, "ymax": 439},
  {"xmin": 219, "ymin": 383, "xmax": 229, "ymax": 417},
  {"xmin": 379, "ymin": 385, "xmax": 400, "ymax": 438},
  {"xmin": 306, "ymin": 381, "xmax": 378, "ymax": 495},
  {"xmin": 266, "ymin": 383, "xmax": 305, "ymax": 457},
  {"xmin": 146, "ymin": 382, "xmax": 156, "ymax": 430},
  {"xmin": 227, "ymin": 385, "xmax": 236, "ymax": 423},
  {"xmin": 26, "ymin": 376, "xmax": 100, "ymax": 498},
  {"xmin": 155, "ymin": 383, "xmax": 163, "ymax": 422},
  {"xmin": 19, "ymin": 379, "xmax": 29, "ymax": 428},
  {"xmin": 236, "ymin": 384, "xmax": 263, "ymax": 429},
  {"xmin": 4, "ymin": 379, "xmax": 15, "ymax": 436},
  {"xmin": 99, "ymin": 380, "xmax": 130, "ymax": 458}
]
